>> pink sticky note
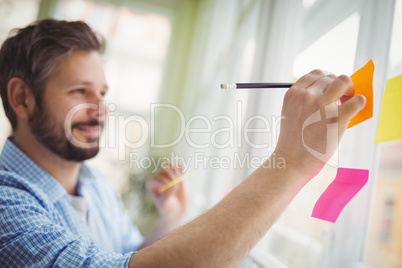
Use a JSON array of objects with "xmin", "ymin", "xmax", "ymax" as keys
[{"xmin": 312, "ymin": 168, "xmax": 369, "ymax": 223}]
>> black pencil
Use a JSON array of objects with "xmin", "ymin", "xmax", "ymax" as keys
[{"xmin": 220, "ymin": 83, "xmax": 294, "ymax": 89}]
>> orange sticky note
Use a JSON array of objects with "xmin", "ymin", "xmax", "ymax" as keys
[{"xmin": 347, "ymin": 59, "xmax": 374, "ymax": 128}]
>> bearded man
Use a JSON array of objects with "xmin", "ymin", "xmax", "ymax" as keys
[{"xmin": 0, "ymin": 19, "xmax": 365, "ymax": 267}]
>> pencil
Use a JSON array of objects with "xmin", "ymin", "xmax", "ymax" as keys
[
  {"xmin": 220, "ymin": 83, "xmax": 294, "ymax": 89},
  {"xmin": 158, "ymin": 175, "xmax": 184, "ymax": 193}
]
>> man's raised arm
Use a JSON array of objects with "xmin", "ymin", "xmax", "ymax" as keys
[{"xmin": 130, "ymin": 70, "xmax": 366, "ymax": 267}]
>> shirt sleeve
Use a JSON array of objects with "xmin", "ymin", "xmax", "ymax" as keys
[{"xmin": 0, "ymin": 186, "xmax": 134, "ymax": 268}]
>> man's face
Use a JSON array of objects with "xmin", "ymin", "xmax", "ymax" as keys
[{"xmin": 29, "ymin": 50, "xmax": 108, "ymax": 162}]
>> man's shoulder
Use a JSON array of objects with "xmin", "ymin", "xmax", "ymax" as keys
[
  {"xmin": 0, "ymin": 169, "xmax": 28, "ymax": 188},
  {"xmin": 0, "ymin": 169, "xmax": 49, "ymax": 207}
]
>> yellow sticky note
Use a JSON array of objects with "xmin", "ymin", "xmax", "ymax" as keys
[
  {"xmin": 348, "ymin": 59, "xmax": 374, "ymax": 128},
  {"xmin": 375, "ymin": 75, "xmax": 402, "ymax": 143}
]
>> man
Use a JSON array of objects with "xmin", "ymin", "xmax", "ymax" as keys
[
  {"xmin": 0, "ymin": 19, "xmax": 187, "ymax": 266},
  {"xmin": 0, "ymin": 19, "xmax": 366, "ymax": 267}
]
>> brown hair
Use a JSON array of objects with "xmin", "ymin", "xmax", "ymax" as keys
[{"xmin": 0, "ymin": 19, "xmax": 105, "ymax": 131}]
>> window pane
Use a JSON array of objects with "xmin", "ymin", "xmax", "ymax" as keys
[
  {"xmin": 293, "ymin": 13, "xmax": 359, "ymax": 77},
  {"xmin": 53, "ymin": 0, "xmax": 172, "ymax": 113},
  {"xmin": 366, "ymin": 142, "xmax": 402, "ymax": 268},
  {"xmin": 366, "ymin": 1, "xmax": 402, "ymax": 267},
  {"xmin": 264, "ymin": 13, "xmax": 360, "ymax": 268}
]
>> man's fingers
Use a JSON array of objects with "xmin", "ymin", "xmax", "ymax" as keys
[
  {"xmin": 151, "ymin": 165, "xmax": 184, "ymax": 195},
  {"xmin": 309, "ymin": 73, "xmax": 337, "ymax": 93},
  {"xmin": 293, "ymin": 69, "xmax": 329, "ymax": 89},
  {"xmin": 323, "ymin": 75, "xmax": 355, "ymax": 103},
  {"xmin": 157, "ymin": 165, "xmax": 182, "ymax": 180},
  {"xmin": 339, "ymin": 94, "xmax": 366, "ymax": 127}
]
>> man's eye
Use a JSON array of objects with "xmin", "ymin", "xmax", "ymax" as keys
[{"xmin": 72, "ymin": 89, "xmax": 85, "ymax": 94}]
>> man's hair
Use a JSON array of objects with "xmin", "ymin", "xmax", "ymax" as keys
[{"xmin": 0, "ymin": 19, "xmax": 105, "ymax": 131}]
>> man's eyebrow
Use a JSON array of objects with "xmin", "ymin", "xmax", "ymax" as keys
[{"xmin": 66, "ymin": 81, "xmax": 109, "ymax": 90}]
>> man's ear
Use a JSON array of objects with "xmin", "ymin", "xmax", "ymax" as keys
[{"xmin": 7, "ymin": 77, "xmax": 36, "ymax": 119}]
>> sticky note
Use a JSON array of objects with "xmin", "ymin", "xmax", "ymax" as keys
[
  {"xmin": 348, "ymin": 60, "xmax": 374, "ymax": 128},
  {"xmin": 312, "ymin": 168, "xmax": 369, "ymax": 223},
  {"xmin": 375, "ymin": 75, "xmax": 402, "ymax": 143}
]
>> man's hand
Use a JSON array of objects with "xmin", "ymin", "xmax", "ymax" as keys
[
  {"xmin": 275, "ymin": 70, "xmax": 367, "ymax": 180},
  {"xmin": 146, "ymin": 164, "xmax": 188, "ymax": 229},
  {"xmin": 139, "ymin": 164, "xmax": 188, "ymax": 249}
]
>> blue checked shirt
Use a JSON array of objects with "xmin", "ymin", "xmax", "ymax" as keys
[{"xmin": 0, "ymin": 138, "xmax": 144, "ymax": 267}]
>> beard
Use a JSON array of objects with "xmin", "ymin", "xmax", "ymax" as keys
[{"xmin": 28, "ymin": 104, "xmax": 102, "ymax": 162}]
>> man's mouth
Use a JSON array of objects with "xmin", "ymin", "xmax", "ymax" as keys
[{"xmin": 72, "ymin": 121, "xmax": 104, "ymax": 139}]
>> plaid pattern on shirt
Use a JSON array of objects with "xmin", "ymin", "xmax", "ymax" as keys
[{"xmin": 0, "ymin": 138, "xmax": 143, "ymax": 267}]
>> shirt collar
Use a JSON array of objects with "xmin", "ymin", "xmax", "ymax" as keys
[{"xmin": 0, "ymin": 137, "xmax": 94, "ymax": 203}]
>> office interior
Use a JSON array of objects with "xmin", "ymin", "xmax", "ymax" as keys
[{"xmin": 0, "ymin": 0, "xmax": 401, "ymax": 267}]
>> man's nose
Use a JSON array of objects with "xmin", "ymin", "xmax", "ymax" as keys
[{"xmin": 87, "ymin": 94, "xmax": 107, "ymax": 119}]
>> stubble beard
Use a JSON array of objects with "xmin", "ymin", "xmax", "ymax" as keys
[{"xmin": 28, "ymin": 105, "xmax": 101, "ymax": 162}]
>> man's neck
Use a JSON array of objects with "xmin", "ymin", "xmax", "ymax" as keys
[{"xmin": 13, "ymin": 128, "xmax": 81, "ymax": 196}]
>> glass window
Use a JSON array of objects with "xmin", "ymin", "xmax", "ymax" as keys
[
  {"xmin": 293, "ymin": 12, "xmax": 359, "ymax": 78},
  {"xmin": 53, "ymin": 0, "xmax": 172, "ymax": 113},
  {"xmin": 366, "ymin": 1, "xmax": 402, "ymax": 267},
  {"xmin": 259, "ymin": 11, "xmax": 361, "ymax": 268}
]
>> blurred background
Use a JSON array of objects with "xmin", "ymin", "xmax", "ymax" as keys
[{"xmin": 0, "ymin": 0, "xmax": 401, "ymax": 267}]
